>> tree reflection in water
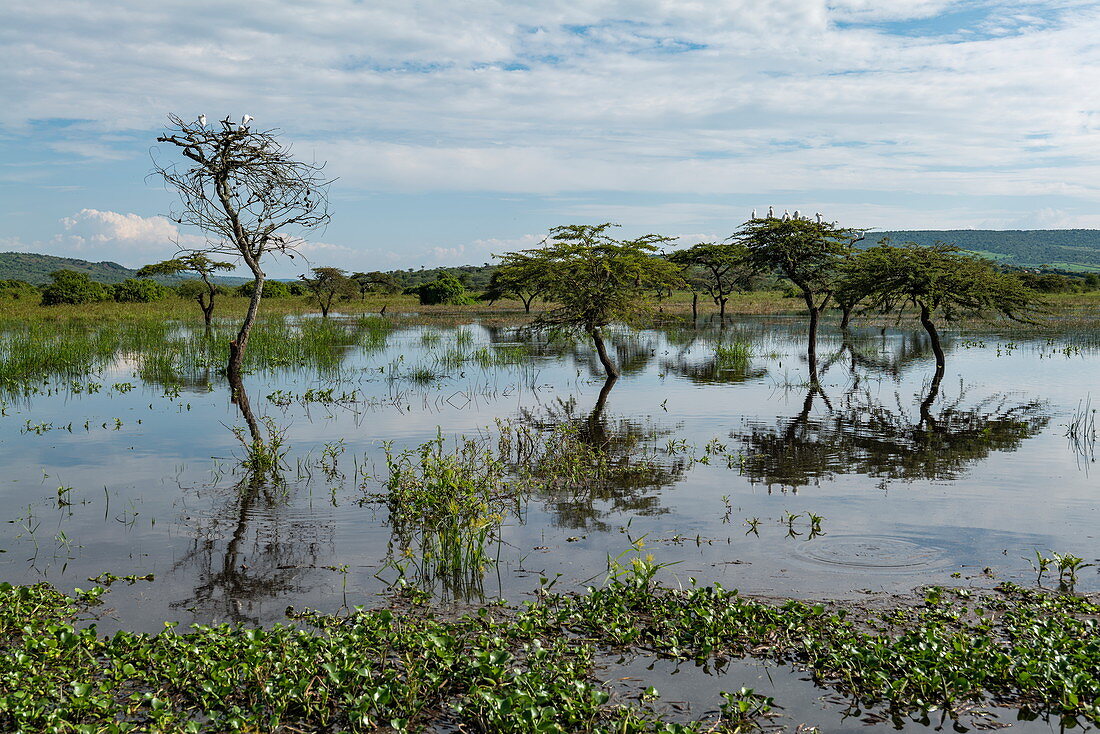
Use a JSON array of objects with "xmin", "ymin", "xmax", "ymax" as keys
[
  {"xmin": 736, "ymin": 375, "xmax": 1049, "ymax": 491},
  {"xmin": 170, "ymin": 373, "xmax": 329, "ymax": 625},
  {"xmin": 514, "ymin": 376, "xmax": 688, "ymax": 532}
]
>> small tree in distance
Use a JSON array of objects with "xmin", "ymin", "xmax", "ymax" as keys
[
  {"xmin": 668, "ymin": 241, "xmax": 758, "ymax": 322},
  {"xmin": 300, "ymin": 267, "xmax": 358, "ymax": 317},
  {"xmin": 496, "ymin": 223, "xmax": 684, "ymax": 379},
  {"xmin": 482, "ymin": 255, "xmax": 549, "ymax": 313},
  {"xmin": 153, "ymin": 114, "xmax": 332, "ymax": 376},
  {"xmin": 138, "ymin": 253, "xmax": 234, "ymax": 327}
]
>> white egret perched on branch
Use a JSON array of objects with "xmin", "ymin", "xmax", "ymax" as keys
[
  {"xmin": 815, "ymin": 212, "xmax": 823, "ymax": 223},
  {"xmin": 198, "ymin": 114, "xmax": 206, "ymax": 127},
  {"xmin": 782, "ymin": 209, "xmax": 791, "ymax": 221},
  {"xmin": 241, "ymin": 114, "xmax": 253, "ymax": 127}
]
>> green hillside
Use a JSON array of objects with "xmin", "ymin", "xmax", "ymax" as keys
[
  {"xmin": 0, "ymin": 252, "xmax": 248, "ymax": 285},
  {"xmin": 871, "ymin": 230, "xmax": 1100, "ymax": 271}
]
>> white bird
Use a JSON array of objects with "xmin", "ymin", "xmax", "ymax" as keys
[
  {"xmin": 815, "ymin": 212, "xmax": 823, "ymax": 224},
  {"xmin": 198, "ymin": 114, "xmax": 206, "ymax": 127},
  {"xmin": 751, "ymin": 208, "xmax": 757, "ymax": 219},
  {"xmin": 782, "ymin": 209, "xmax": 791, "ymax": 221},
  {"xmin": 767, "ymin": 205, "xmax": 774, "ymax": 219},
  {"xmin": 241, "ymin": 114, "xmax": 253, "ymax": 126},
  {"xmin": 793, "ymin": 210, "xmax": 801, "ymax": 220}
]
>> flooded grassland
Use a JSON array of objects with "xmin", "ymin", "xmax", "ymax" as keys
[{"xmin": 1, "ymin": 309, "xmax": 1098, "ymax": 732}]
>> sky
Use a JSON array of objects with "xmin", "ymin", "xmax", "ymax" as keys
[{"xmin": 2, "ymin": 0, "xmax": 1100, "ymax": 278}]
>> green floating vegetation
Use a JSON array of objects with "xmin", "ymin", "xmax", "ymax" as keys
[{"xmin": 1, "ymin": 578, "xmax": 1098, "ymax": 732}]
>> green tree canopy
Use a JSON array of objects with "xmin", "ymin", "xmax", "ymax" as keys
[
  {"xmin": 839, "ymin": 241, "xmax": 1041, "ymax": 379},
  {"xmin": 667, "ymin": 241, "xmax": 758, "ymax": 321},
  {"xmin": 496, "ymin": 223, "xmax": 683, "ymax": 378},
  {"xmin": 412, "ymin": 273, "xmax": 475, "ymax": 306},
  {"xmin": 40, "ymin": 270, "xmax": 112, "ymax": 306},
  {"xmin": 482, "ymin": 256, "xmax": 550, "ymax": 313},
  {"xmin": 138, "ymin": 254, "xmax": 234, "ymax": 326},
  {"xmin": 299, "ymin": 267, "xmax": 359, "ymax": 317},
  {"xmin": 738, "ymin": 217, "xmax": 863, "ymax": 379}
]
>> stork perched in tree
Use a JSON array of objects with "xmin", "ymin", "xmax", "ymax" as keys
[
  {"xmin": 198, "ymin": 114, "xmax": 206, "ymax": 127},
  {"xmin": 767, "ymin": 205, "xmax": 774, "ymax": 219},
  {"xmin": 793, "ymin": 209, "xmax": 801, "ymax": 220},
  {"xmin": 782, "ymin": 209, "xmax": 791, "ymax": 221},
  {"xmin": 751, "ymin": 208, "xmax": 757, "ymax": 219},
  {"xmin": 815, "ymin": 212, "xmax": 823, "ymax": 224},
  {"xmin": 241, "ymin": 114, "xmax": 253, "ymax": 127}
]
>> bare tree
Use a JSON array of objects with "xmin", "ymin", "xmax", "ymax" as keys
[{"xmin": 152, "ymin": 114, "xmax": 332, "ymax": 376}]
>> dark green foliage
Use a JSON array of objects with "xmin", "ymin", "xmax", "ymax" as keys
[
  {"xmin": 351, "ymin": 270, "xmax": 402, "ymax": 295},
  {"xmin": 39, "ymin": 270, "xmax": 113, "ymax": 306},
  {"xmin": 0, "ymin": 279, "xmax": 38, "ymax": 300},
  {"xmin": 0, "ymin": 251, "xmax": 247, "ymax": 286},
  {"xmin": 113, "ymin": 278, "xmax": 169, "ymax": 303},
  {"xmin": 300, "ymin": 267, "xmax": 359, "ymax": 316},
  {"xmin": 236, "ymin": 280, "xmax": 293, "ymax": 299},
  {"xmin": 2, "ymin": 578, "xmax": 1098, "ymax": 732},
  {"xmin": 286, "ymin": 281, "xmax": 309, "ymax": 296},
  {"xmin": 667, "ymin": 241, "xmax": 758, "ymax": 318},
  {"xmin": 413, "ymin": 273, "xmax": 476, "ymax": 305}
]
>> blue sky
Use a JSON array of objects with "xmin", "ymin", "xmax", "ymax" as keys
[{"xmin": 2, "ymin": 0, "xmax": 1100, "ymax": 277}]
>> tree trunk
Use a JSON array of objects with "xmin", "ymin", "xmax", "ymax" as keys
[
  {"xmin": 840, "ymin": 303, "xmax": 852, "ymax": 330},
  {"xmin": 919, "ymin": 369, "xmax": 943, "ymax": 429},
  {"xmin": 589, "ymin": 326, "xmax": 620, "ymax": 379},
  {"xmin": 919, "ymin": 303, "xmax": 946, "ymax": 382},
  {"xmin": 719, "ymin": 296, "xmax": 728, "ymax": 324},
  {"xmin": 522, "ymin": 293, "xmax": 534, "ymax": 313},
  {"xmin": 320, "ymin": 298, "xmax": 330, "ymax": 318},
  {"xmin": 800, "ymin": 287, "xmax": 820, "ymax": 384},
  {"xmin": 228, "ymin": 274, "xmax": 264, "ymax": 377},
  {"xmin": 691, "ymin": 292, "xmax": 698, "ymax": 323},
  {"xmin": 199, "ymin": 297, "xmax": 214, "ymax": 329}
]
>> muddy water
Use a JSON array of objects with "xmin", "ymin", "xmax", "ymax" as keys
[{"xmin": 0, "ymin": 314, "xmax": 1096, "ymax": 727}]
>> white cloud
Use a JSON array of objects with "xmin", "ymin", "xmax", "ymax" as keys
[{"xmin": 3, "ymin": 0, "xmax": 1100, "ymax": 259}]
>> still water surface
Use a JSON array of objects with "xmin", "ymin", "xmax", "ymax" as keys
[{"xmin": 1, "ymin": 314, "xmax": 1096, "ymax": 728}]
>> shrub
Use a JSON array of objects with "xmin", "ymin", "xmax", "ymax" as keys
[
  {"xmin": 0, "ymin": 279, "xmax": 39, "ymax": 300},
  {"xmin": 236, "ymin": 280, "xmax": 293, "ymax": 298},
  {"xmin": 113, "ymin": 278, "xmax": 169, "ymax": 303},
  {"xmin": 413, "ymin": 273, "xmax": 475, "ymax": 305},
  {"xmin": 40, "ymin": 270, "xmax": 112, "ymax": 306}
]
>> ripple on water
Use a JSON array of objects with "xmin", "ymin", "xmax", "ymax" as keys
[{"xmin": 793, "ymin": 535, "xmax": 949, "ymax": 573}]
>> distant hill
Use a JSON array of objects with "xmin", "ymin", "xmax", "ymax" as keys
[
  {"xmin": 0, "ymin": 252, "xmax": 249, "ymax": 285},
  {"xmin": 870, "ymin": 230, "xmax": 1100, "ymax": 272}
]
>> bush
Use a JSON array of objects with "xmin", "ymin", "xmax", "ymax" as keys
[
  {"xmin": 113, "ymin": 278, "xmax": 169, "ymax": 303},
  {"xmin": 40, "ymin": 270, "xmax": 112, "ymax": 306},
  {"xmin": 236, "ymin": 280, "xmax": 293, "ymax": 298},
  {"xmin": 413, "ymin": 273, "xmax": 475, "ymax": 305},
  {"xmin": 0, "ymin": 279, "xmax": 39, "ymax": 300}
]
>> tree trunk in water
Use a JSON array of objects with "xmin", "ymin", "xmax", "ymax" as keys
[
  {"xmin": 719, "ymin": 297, "xmax": 728, "ymax": 324},
  {"xmin": 805, "ymin": 301, "xmax": 820, "ymax": 384},
  {"xmin": 589, "ymin": 326, "xmax": 620, "ymax": 379},
  {"xmin": 919, "ymin": 303, "xmax": 946, "ymax": 382},
  {"xmin": 522, "ymin": 294, "xmax": 534, "ymax": 313},
  {"xmin": 840, "ymin": 304, "xmax": 852, "ymax": 330},
  {"xmin": 228, "ymin": 275, "xmax": 264, "ymax": 378},
  {"xmin": 199, "ymin": 298, "xmax": 214, "ymax": 329},
  {"xmin": 919, "ymin": 369, "xmax": 943, "ymax": 430},
  {"xmin": 691, "ymin": 292, "xmax": 698, "ymax": 324}
]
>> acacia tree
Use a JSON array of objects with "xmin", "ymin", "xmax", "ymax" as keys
[
  {"xmin": 739, "ymin": 217, "xmax": 862, "ymax": 380},
  {"xmin": 668, "ymin": 241, "xmax": 758, "ymax": 322},
  {"xmin": 482, "ymin": 255, "xmax": 549, "ymax": 313},
  {"xmin": 137, "ymin": 253, "xmax": 234, "ymax": 327},
  {"xmin": 300, "ymin": 266, "xmax": 358, "ymax": 317},
  {"xmin": 840, "ymin": 241, "xmax": 1040, "ymax": 381},
  {"xmin": 496, "ymin": 224, "xmax": 683, "ymax": 378},
  {"xmin": 153, "ymin": 114, "xmax": 332, "ymax": 376},
  {"xmin": 350, "ymin": 271, "xmax": 401, "ymax": 297}
]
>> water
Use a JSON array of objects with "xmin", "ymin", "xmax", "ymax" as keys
[{"xmin": 1, "ymin": 313, "xmax": 1096, "ymax": 726}]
